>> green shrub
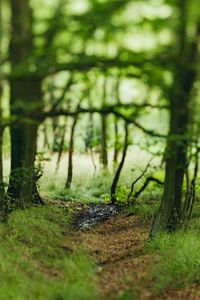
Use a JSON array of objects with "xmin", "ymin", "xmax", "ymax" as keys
[{"xmin": 115, "ymin": 186, "xmax": 130, "ymax": 205}]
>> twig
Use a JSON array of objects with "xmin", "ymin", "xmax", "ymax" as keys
[
  {"xmin": 129, "ymin": 176, "xmax": 164, "ymax": 205},
  {"xmin": 127, "ymin": 157, "xmax": 154, "ymax": 201}
]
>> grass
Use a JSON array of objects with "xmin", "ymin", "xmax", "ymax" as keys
[
  {"xmin": 5, "ymin": 153, "xmax": 200, "ymax": 299},
  {"xmin": 41, "ymin": 172, "xmax": 113, "ymax": 203},
  {"xmin": 39, "ymin": 152, "xmax": 164, "ymax": 205},
  {"xmin": 118, "ymin": 200, "xmax": 200, "ymax": 300},
  {"xmin": 118, "ymin": 226, "xmax": 200, "ymax": 300},
  {"xmin": 145, "ymin": 229, "xmax": 200, "ymax": 296},
  {"xmin": 0, "ymin": 205, "xmax": 98, "ymax": 300},
  {"xmin": 123, "ymin": 199, "xmax": 160, "ymax": 224}
]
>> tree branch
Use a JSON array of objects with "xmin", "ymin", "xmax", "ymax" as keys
[{"xmin": 42, "ymin": 105, "xmax": 167, "ymax": 138}]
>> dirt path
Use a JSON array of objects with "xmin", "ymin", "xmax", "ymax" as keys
[
  {"xmin": 61, "ymin": 204, "xmax": 200, "ymax": 299},
  {"xmin": 79, "ymin": 213, "xmax": 153, "ymax": 299}
]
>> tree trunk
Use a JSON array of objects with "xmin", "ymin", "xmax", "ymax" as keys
[
  {"xmin": 100, "ymin": 115, "xmax": 108, "ymax": 169},
  {"xmin": 151, "ymin": 2, "xmax": 200, "ymax": 235},
  {"xmin": 43, "ymin": 122, "xmax": 51, "ymax": 151},
  {"xmin": 0, "ymin": 0, "xmax": 4, "ymax": 214},
  {"xmin": 55, "ymin": 122, "xmax": 67, "ymax": 173},
  {"xmin": 8, "ymin": 0, "xmax": 42, "ymax": 208},
  {"xmin": 56, "ymin": 94, "xmax": 72, "ymax": 173},
  {"xmin": 100, "ymin": 76, "xmax": 108, "ymax": 169},
  {"xmin": 51, "ymin": 117, "xmax": 60, "ymax": 153},
  {"xmin": 113, "ymin": 116, "xmax": 119, "ymax": 167},
  {"xmin": 65, "ymin": 116, "xmax": 78, "ymax": 189},
  {"xmin": 111, "ymin": 124, "xmax": 129, "ymax": 203},
  {"xmin": 113, "ymin": 76, "xmax": 121, "ymax": 168}
]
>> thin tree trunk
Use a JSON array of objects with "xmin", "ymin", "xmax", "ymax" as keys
[
  {"xmin": 52, "ymin": 117, "xmax": 60, "ymax": 153},
  {"xmin": 55, "ymin": 122, "xmax": 67, "ymax": 173},
  {"xmin": 43, "ymin": 122, "xmax": 51, "ymax": 151},
  {"xmin": 182, "ymin": 145, "xmax": 199, "ymax": 228},
  {"xmin": 111, "ymin": 124, "xmax": 129, "ymax": 203},
  {"xmin": 90, "ymin": 147, "xmax": 97, "ymax": 176},
  {"xmin": 88, "ymin": 113, "xmax": 97, "ymax": 176},
  {"xmin": 100, "ymin": 115, "xmax": 108, "ymax": 169},
  {"xmin": 65, "ymin": 116, "xmax": 78, "ymax": 189},
  {"xmin": 113, "ymin": 76, "xmax": 121, "ymax": 168},
  {"xmin": 100, "ymin": 76, "xmax": 108, "ymax": 169},
  {"xmin": 56, "ymin": 94, "xmax": 72, "ymax": 173},
  {"xmin": 131, "ymin": 177, "xmax": 163, "ymax": 203},
  {"xmin": 113, "ymin": 117, "xmax": 119, "ymax": 167},
  {"xmin": 127, "ymin": 157, "xmax": 153, "ymax": 202}
]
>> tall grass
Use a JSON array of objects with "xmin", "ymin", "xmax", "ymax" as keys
[{"xmin": 146, "ymin": 231, "xmax": 200, "ymax": 295}]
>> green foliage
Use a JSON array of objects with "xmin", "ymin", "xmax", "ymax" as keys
[
  {"xmin": 0, "ymin": 206, "xmax": 97, "ymax": 300},
  {"xmin": 41, "ymin": 170, "xmax": 113, "ymax": 203},
  {"xmin": 115, "ymin": 185, "xmax": 130, "ymax": 205},
  {"xmin": 146, "ymin": 231, "xmax": 200, "ymax": 295}
]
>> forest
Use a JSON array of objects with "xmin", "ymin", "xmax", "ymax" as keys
[{"xmin": 0, "ymin": 0, "xmax": 200, "ymax": 299}]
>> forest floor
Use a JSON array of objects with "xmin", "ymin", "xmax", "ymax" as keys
[
  {"xmin": 1, "ymin": 198, "xmax": 200, "ymax": 299},
  {"xmin": 64, "ymin": 202, "xmax": 200, "ymax": 300}
]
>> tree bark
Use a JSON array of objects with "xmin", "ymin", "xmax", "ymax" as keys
[
  {"xmin": 100, "ymin": 115, "xmax": 108, "ymax": 169},
  {"xmin": 111, "ymin": 124, "xmax": 129, "ymax": 203},
  {"xmin": 100, "ymin": 76, "xmax": 108, "ymax": 169},
  {"xmin": 113, "ymin": 76, "xmax": 121, "ymax": 168},
  {"xmin": 151, "ymin": 2, "xmax": 200, "ymax": 235},
  {"xmin": 8, "ymin": 0, "xmax": 42, "ymax": 208},
  {"xmin": 65, "ymin": 116, "xmax": 78, "ymax": 189},
  {"xmin": 113, "ymin": 117, "xmax": 119, "ymax": 166},
  {"xmin": 0, "ymin": 0, "xmax": 4, "ymax": 214},
  {"xmin": 55, "ymin": 122, "xmax": 67, "ymax": 173}
]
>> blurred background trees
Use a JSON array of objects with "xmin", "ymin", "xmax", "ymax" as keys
[{"xmin": 0, "ymin": 0, "xmax": 200, "ymax": 234}]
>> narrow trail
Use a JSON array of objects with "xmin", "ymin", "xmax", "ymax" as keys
[
  {"xmin": 79, "ymin": 214, "xmax": 152, "ymax": 299},
  {"xmin": 64, "ymin": 204, "xmax": 200, "ymax": 300}
]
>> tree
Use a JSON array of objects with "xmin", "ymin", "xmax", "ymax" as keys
[
  {"xmin": 111, "ymin": 123, "xmax": 129, "ymax": 203},
  {"xmin": 100, "ymin": 76, "xmax": 108, "ymax": 169},
  {"xmin": 65, "ymin": 115, "xmax": 78, "ymax": 189},
  {"xmin": 151, "ymin": 1, "xmax": 200, "ymax": 235},
  {"xmin": 0, "ymin": 0, "xmax": 4, "ymax": 213},
  {"xmin": 8, "ymin": 0, "xmax": 43, "ymax": 207}
]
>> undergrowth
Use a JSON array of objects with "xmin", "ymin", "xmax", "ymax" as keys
[
  {"xmin": 40, "ymin": 172, "xmax": 113, "ymax": 203},
  {"xmin": 119, "ymin": 209, "xmax": 200, "ymax": 300},
  {"xmin": 145, "ymin": 230, "xmax": 200, "ymax": 296}
]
